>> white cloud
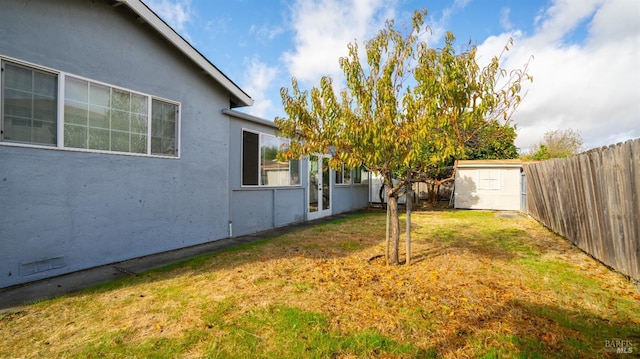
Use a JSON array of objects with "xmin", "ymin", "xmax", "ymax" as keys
[
  {"xmin": 145, "ymin": 0, "xmax": 194, "ymax": 42},
  {"xmin": 241, "ymin": 58, "xmax": 279, "ymax": 119},
  {"xmin": 500, "ymin": 7, "xmax": 513, "ymax": 31},
  {"xmin": 282, "ymin": 0, "xmax": 395, "ymax": 86},
  {"xmin": 478, "ymin": 0, "xmax": 640, "ymax": 152},
  {"xmin": 250, "ymin": 24, "xmax": 285, "ymax": 43},
  {"xmin": 587, "ymin": 0, "xmax": 639, "ymax": 45}
]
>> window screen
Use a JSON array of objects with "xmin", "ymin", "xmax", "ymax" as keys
[{"xmin": 1, "ymin": 61, "xmax": 57, "ymax": 145}]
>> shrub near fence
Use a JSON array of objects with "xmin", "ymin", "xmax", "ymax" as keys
[{"xmin": 524, "ymin": 138, "xmax": 640, "ymax": 281}]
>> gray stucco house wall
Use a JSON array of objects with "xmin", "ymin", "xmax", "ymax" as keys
[
  {"xmin": 225, "ymin": 110, "xmax": 307, "ymax": 237},
  {"xmin": 332, "ymin": 184, "xmax": 370, "ymax": 214},
  {"xmin": 0, "ymin": 0, "xmax": 370, "ymax": 289},
  {"xmin": 0, "ymin": 0, "xmax": 252, "ymax": 288},
  {"xmin": 224, "ymin": 109, "xmax": 369, "ymax": 237}
]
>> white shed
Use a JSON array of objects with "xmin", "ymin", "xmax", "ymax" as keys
[{"xmin": 454, "ymin": 160, "xmax": 524, "ymax": 211}]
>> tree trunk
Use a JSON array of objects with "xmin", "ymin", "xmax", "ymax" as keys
[
  {"xmin": 405, "ymin": 179, "xmax": 412, "ymax": 265},
  {"xmin": 386, "ymin": 188, "xmax": 400, "ymax": 265},
  {"xmin": 428, "ymin": 183, "xmax": 437, "ymax": 203},
  {"xmin": 385, "ymin": 203, "xmax": 390, "ymax": 263}
]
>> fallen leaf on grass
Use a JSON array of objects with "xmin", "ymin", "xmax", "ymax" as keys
[{"xmin": 542, "ymin": 333, "xmax": 556, "ymax": 343}]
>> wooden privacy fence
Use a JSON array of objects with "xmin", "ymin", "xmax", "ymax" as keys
[{"xmin": 524, "ymin": 138, "xmax": 640, "ymax": 281}]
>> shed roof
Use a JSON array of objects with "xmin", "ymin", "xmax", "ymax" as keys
[
  {"xmin": 456, "ymin": 159, "xmax": 524, "ymax": 168},
  {"xmin": 113, "ymin": 0, "xmax": 253, "ymax": 108}
]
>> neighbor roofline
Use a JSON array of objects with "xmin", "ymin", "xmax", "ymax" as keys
[{"xmin": 115, "ymin": 0, "xmax": 253, "ymax": 108}]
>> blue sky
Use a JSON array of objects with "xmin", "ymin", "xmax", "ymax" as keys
[{"xmin": 145, "ymin": 0, "xmax": 639, "ymax": 152}]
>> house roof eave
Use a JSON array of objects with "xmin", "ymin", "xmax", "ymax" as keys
[{"xmin": 222, "ymin": 109, "xmax": 278, "ymax": 129}]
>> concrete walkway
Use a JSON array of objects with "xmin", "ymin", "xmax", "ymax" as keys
[{"xmin": 0, "ymin": 211, "xmax": 363, "ymax": 312}]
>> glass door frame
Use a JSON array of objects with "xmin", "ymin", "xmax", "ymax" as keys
[{"xmin": 307, "ymin": 154, "xmax": 332, "ymax": 220}]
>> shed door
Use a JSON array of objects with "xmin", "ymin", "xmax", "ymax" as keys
[{"xmin": 520, "ymin": 169, "xmax": 527, "ymax": 213}]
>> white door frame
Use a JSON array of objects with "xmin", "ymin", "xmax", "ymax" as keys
[{"xmin": 307, "ymin": 154, "xmax": 332, "ymax": 220}]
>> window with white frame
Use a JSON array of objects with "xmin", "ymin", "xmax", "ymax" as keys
[
  {"xmin": 0, "ymin": 57, "xmax": 179, "ymax": 157},
  {"xmin": 335, "ymin": 164, "xmax": 352, "ymax": 185},
  {"xmin": 353, "ymin": 166, "xmax": 369, "ymax": 184},
  {"xmin": 242, "ymin": 130, "xmax": 300, "ymax": 186},
  {"xmin": 477, "ymin": 169, "xmax": 501, "ymax": 190},
  {"xmin": 336, "ymin": 165, "xmax": 369, "ymax": 185},
  {"xmin": 1, "ymin": 62, "xmax": 58, "ymax": 146}
]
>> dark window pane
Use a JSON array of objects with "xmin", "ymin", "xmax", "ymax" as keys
[
  {"xmin": 242, "ymin": 131, "xmax": 259, "ymax": 185},
  {"xmin": 335, "ymin": 167, "xmax": 343, "ymax": 184},
  {"xmin": 354, "ymin": 167, "xmax": 362, "ymax": 183}
]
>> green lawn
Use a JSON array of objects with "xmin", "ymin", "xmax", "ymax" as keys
[{"xmin": 2, "ymin": 209, "xmax": 638, "ymax": 358}]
